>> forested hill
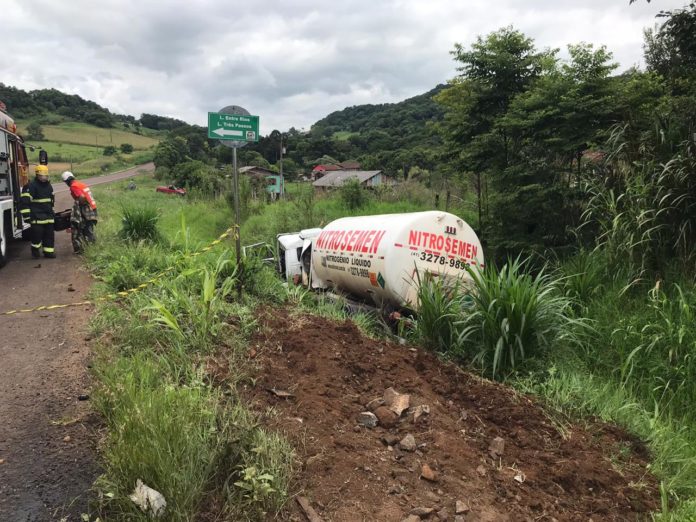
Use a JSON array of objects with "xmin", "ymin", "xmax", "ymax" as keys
[
  {"xmin": 0, "ymin": 83, "xmax": 187, "ymax": 131},
  {"xmin": 311, "ymin": 84, "xmax": 446, "ymax": 148}
]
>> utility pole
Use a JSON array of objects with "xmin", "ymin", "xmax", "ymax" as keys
[{"xmin": 279, "ymin": 134, "xmax": 285, "ymax": 199}]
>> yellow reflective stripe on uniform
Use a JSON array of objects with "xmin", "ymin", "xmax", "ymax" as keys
[
  {"xmin": 33, "ymin": 198, "xmax": 52, "ymax": 203},
  {"xmin": 43, "ymin": 247, "xmax": 55, "ymax": 253},
  {"xmin": 31, "ymin": 243, "xmax": 42, "ymax": 249},
  {"xmin": 20, "ymin": 208, "xmax": 31, "ymax": 213},
  {"xmin": 21, "ymin": 192, "xmax": 32, "ymax": 199},
  {"xmin": 33, "ymin": 219, "xmax": 55, "ymax": 224}
]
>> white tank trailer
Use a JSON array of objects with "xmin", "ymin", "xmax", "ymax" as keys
[{"xmin": 308, "ymin": 211, "xmax": 484, "ymax": 309}]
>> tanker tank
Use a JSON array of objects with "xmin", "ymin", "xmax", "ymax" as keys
[{"xmin": 311, "ymin": 211, "xmax": 484, "ymax": 309}]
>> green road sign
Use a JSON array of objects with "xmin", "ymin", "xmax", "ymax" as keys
[{"xmin": 208, "ymin": 112, "xmax": 259, "ymax": 142}]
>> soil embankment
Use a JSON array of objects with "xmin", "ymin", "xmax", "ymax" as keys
[{"xmin": 246, "ymin": 309, "xmax": 658, "ymax": 521}]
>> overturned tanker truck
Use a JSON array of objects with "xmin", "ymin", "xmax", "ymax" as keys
[{"xmin": 276, "ymin": 211, "xmax": 484, "ymax": 310}]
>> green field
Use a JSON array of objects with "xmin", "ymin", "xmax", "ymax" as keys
[
  {"xmin": 26, "ymin": 141, "xmax": 101, "ymax": 164},
  {"xmin": 15, "ymin": 119, "xmax": 158, "ymax": 178},
  {"xmin": 17, "ymin": 120, "xmax": 160, "ymax": 150}
]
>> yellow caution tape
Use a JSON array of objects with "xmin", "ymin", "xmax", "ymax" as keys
[{"xmin": 0, "ymin": 226, "xmax": 239, "ymax": 317}]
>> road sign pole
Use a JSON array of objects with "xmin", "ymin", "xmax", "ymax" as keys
[
  {"xmin": 232, "ymin": 147, "xmax": 242, "ymax": 299},
  {"xmin": 209, "ymin": 104, "xmax": 260, "ymax": 300}
]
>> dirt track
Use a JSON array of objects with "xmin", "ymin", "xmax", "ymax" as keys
[
  {"xmin": 0, "ymin": 163, "xmax": 154, "ymax": 521},
  {"xmin": 245, "ymin": 309, "xmax": 658, "ymax": 521}
]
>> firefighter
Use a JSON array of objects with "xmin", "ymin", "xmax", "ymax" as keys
[
  {"xmin": 20, "ymin": 165, "xmax": 55, "ymax": 258},
  {"xmin": 61, "ymin": 171, "xmax": 98, "ymax": 253}
]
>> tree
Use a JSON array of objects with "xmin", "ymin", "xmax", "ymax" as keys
[
  {"xmin": 26, "ymin": 122, "xmax": 44, "ymax": 141},
  {"xmin": 153, "ymin": 137, "xmax": 189, "ymax": 169},
  {"xmin": 644, "ymin": 2, "xmax": 696, "ymax": 85},
  {"xmin": 172, "ymin": 160, "xmax": 225, "ymax": 195},
  {"xmin": 436, "ymin": 27, "xmax": 553, "ymax": 240},
  {"xmin": 103, "ymin": 145, "xmax": 117, "ymax": 156},
  {"xmin": 120, "ymin": 143, "xmax": 134, "ymax": 154}
]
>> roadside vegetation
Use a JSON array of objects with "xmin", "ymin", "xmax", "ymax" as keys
[{"xmin": 73, "ymin": 2, "xmax": 696, "ymax": 519}]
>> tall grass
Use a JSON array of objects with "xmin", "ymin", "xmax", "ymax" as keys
[
  {"xmin": 460, "ymin": 259, "xmax": 585, "ymax": 379},
  {"xmin": 87, "ymin": 177, "xmax": 294, "ymax": 521},
  {"xmin": 119, "ymin": 205, "xmax": 162, "ymax": 242},
  {"xmin": 412, "ymin": 271, "xmax": 466, "ymax": 352},
  {"xmin": 411, "ymin": 258, "xmax": 584, "ymax": 380}
]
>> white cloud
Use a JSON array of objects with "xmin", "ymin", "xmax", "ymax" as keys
[{"xmin": 2, "ymin": 0, "xmax": 687, "ymax": 132}]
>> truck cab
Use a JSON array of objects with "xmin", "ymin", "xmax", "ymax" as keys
[
  {"xmin": 276, "ymin": 228, "xmax": 325, "ymax": 288},
  {"xmin": 0, "ymin": 108, "xmax": 31, "ymax": 267}
]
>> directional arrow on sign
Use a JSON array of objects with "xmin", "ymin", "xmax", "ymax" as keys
[{"xmin": 212, "ymin": 128, "xmax": 243, "ymax": 137}]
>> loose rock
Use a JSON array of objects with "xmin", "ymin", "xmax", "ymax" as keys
[
  {"xmin": 399, "ymin": 433, "xmax": 417, "ymax": 452},
  {"xmin": 357, "ymin": 411, "xmax": 378, "ymax": 428},
  {"xmin": 374, "ymin": 406, "xmax": 398, "ymax": 428},
  {"xmin": 63, "ymin": 436, "xmax": 71, "ymax": 443},
  {"xmin": 366, "ymin": 397, "xmax": 385, "ymax": 411},
  {"xmin": 413, "ymin": 404, "xmax": 431, "ymax": 423},
  {"xmin": 455, "ymin": 500, "xmax": 469, "ymax": 514},
  {"xmin": 488, "ymin": 436, "xmax": 505, "ymax": 458},
  {"xmin": 410, "ymin": 506, "xmax": 435, "ymax": 517},
  {"xmin": 384, "ymin": 387, "xmax": 410, "ymax": 416},
  {"xmin": 420, "ymin": 463, "xmax": 438, "ymax": 482}
]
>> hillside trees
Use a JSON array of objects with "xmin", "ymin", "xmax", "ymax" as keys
[
  {"xmin": 436, "ymin": 26, "xmax": 640, "ymax": 259},
  {"xmin": 435, "ymin": 27, "xmax": 552, "ymax": 248}
]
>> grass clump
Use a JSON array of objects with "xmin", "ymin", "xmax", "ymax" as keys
[
  {"xmin": 457, "ymin": 259, "xmax": 584, "ymax": 379},
  {"xmin": 412, "ymin": 258, "xmax": 583, "ymax": 380},
  {"xmin": 119, "ymin": 205, "xmax": 162, "ymax": 242}
]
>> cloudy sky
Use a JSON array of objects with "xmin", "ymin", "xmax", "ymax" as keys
[{"xmin": 3, "ymin": 0, "xmax": 686, "ymax": 133}]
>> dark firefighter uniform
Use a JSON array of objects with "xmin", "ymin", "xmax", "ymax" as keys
[{"xmin": 20, "ymin": 165, "xmax": 55, "ymax": 258}]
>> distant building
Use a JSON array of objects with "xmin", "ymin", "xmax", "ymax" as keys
[
  {"xmin": 239, "ymin": 165, "xmax": 283, "ymax": 197},
  {"xmin": 311, "ymin": 160, "xmax": 361, "ymax": 180},
  {"xmin": 312, "ymin": 170, "xmax": 394, "ymax": 190}
]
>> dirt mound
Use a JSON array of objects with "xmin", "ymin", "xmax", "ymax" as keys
[{"xmin": 245, "ymin": 309, "xmax": 657, "ymax": 521}]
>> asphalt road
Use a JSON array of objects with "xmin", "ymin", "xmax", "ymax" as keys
[
  {"xmin": 51, "ymin": 161, "xmax": 155, "ymax": 203},
  {"xmin": 0, "ymin": 162, "xmax": 154, "ymax": 521}
]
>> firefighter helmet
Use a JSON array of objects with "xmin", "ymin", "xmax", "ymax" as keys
[
  {"xmin": 61, "ymin": 171, "xmax": 75, "ymax": 182},
  {"xmin": 35, "ymin": 165, "xmax": 49, "ymax": 175}
]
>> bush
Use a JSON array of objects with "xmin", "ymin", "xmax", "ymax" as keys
[
  {"xmin": 103, "ymin": 145, "xmax": 117, "ymax": 156},
  {"xmin": 339, "ymin": 178, "xmax": 366, "ymax": 209},
  {"xmin": 120, "ymin": 143, "xmax": 134, "ymax": 154},
  {"xmin": 26, "ymin": 122, "xmax": 44, "ymax": 140},
  {"xmin": 173, "ymin": 160, "xmax": 225, "ymax": 196},
  {"xmin": 119, "ymin": 205, "xmax": 162, "ymax": 242}
]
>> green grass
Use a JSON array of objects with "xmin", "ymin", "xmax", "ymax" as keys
[
  {"xmin": 17, "ymin": 120, "xmax": 160, "ymax": 149},
  {"xmin": 86, "ymin": 178, "xmax": 294, "ymax": 520},
  {"xmin": 26, "ymin": 141, "xmax": 101, "ymax": 163}
]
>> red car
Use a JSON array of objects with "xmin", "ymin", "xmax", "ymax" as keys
[{"xmin": 156, "ymin": 185, "xmax": 186, "ymax": 196}]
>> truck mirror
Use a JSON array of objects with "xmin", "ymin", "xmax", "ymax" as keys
[{"xmin": 39, "ymin": 150, "xmax": 48, "ymax": 165}]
